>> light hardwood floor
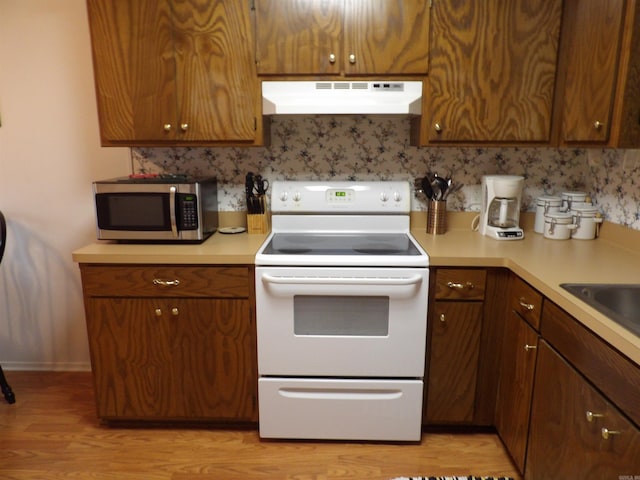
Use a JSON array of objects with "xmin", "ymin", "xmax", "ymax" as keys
[{"xmin": 0, "ymin": 372, "xmax": 520, "ymax": 480}]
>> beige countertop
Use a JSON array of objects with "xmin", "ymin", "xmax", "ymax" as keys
[
  {"xmin": 72, "ymin": 231, "xmax": 269, "ymax": 265},
  {"xmin": 412, "ymin": 213, "xmax": 640, "ymax": 366},
  {"xmin": 72, "ymin": 212, "xmax": 640, "ymax": 366}
]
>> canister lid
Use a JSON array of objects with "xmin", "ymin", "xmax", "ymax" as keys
[
  {"xmin": 570, "ymin": 204, "xmax": 599, "ymax": 215},
  {"xmin": 561, "ymin": 191, "xmax": 588, "ymax": 199},
  {"xmin": 536, "ymin": 195, "xmax": 562, "ymax": 206}
]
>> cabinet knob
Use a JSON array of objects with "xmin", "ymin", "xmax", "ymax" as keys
[
  {"xmin": 593, "ymin": 120, "xmax": 605, "ymax": 130},
  {"xmin": 171, "ymin": 307, "xmax": 179, "ymax": 316},
  {"xmin": 349, "ymin": 53, "xmax": 356, "ymax": 64},
  {"xmin": 163, "ymin": 124, "xmax": 172, "ymax": 132},
  {"xmin": 585, "ymin": 410, "xmax": 604, "ymax": 422},
  {"xmin": 519, "ymin": 298, "xmax": 535, "ymax": 311},
  {"xmin": 524, "ymin": 344, "xmax": 537, "ymax": 351},
  {"xmin": 601, "ymin": 427, "xmax": 621, "ymax": 439},
  {"xmin": 434, "ymin": 123, "xmax": 442, "ymax": 133},
  {"xmin": 155, "ymin": 308, "xmax": 162, "ymax": 317},
  {"xmin": 180, "ymin": 123, "xmax": 189, "ymax": 132},
  {"xmin": 439, "ymin": 313, "xmax": 446, "ymax": 322},
  {"xmin": 447, "ymin": 281, "xmax": 475, "ymax": 290},
  {"xmin": 329, "ymin": 53, "xmax": 336, "ymax": 64}
]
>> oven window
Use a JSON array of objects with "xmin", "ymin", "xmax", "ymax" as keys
[{"xmin": 293, "ymin": 296, "xmax": 389, "ymax": 336}]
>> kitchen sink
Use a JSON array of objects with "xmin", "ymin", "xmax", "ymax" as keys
[{"xmin": 560, "ymin": 283, "xmax": 640, "ymax": 338}]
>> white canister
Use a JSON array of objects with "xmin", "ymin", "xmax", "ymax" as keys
[
  {"xmin": 544, "ymin": 212, "xmax": 577, "ymax": 240},
  {"xmin": 534, "ymin": 195, "xmax": 562, "ymax": 234},
  {"xmin": 561, "ymin": 191, "xmax": 589, "ymax": 211},
  {"xmin": 570, "ymin": 205, "xmax": 603, "ymax": 240}
]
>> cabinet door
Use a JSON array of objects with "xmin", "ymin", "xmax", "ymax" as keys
[
  {"xmin": 495, "ymin": 310, "xmax": 539, "ymax": 473},
  {"xmin": 255, "ymin": 0, "xmax": 342, "ymax": 75},
  {"xmin": 88, "ymin": 0, "xmax": 258, "ymax": 144},
  {"xmin": 560, "ymin": 0, "xmax": 625, "ymax": 142},
  {"xmin": 86, "ymin": 297, "xmax": 256, "ymax": 421},
  {"xmin": 526, "ymin": 342, "xmax": 640, "ymax": 478},
  {"xmin": 427, "ymin": 0, "xmax": 561, "ymax": 142},
  {"xmin": 425, "ymin": 301, "xmax": 482, "ymax": 423},
  {"xmin": 87, "ymin": 0, "xmax": 178, "ymax": 142},
  {"xmin": 172, "ymin": 0, "xmax": 258, "ymax": 142},
  {"xmin": 343, "ymin": 0, "xmax": 429, "ymax": 75}
]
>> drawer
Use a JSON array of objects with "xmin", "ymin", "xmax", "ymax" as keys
[
  {"xmin": 434, "ymin": 268, "xmax": 486, "ymax": 300},
  {"xmin": 542, "ymin": 300, "xmax": 640, "ymax": 427},
  {"xmin": 509, "ymin": 275, "xmax": 543, "ymax": 329},
  {"xmin": 80, "ymin": 265, "xmax": 250, "ymax": 298},
  {"xmin": 258, "ymin": 378, "xmax": 423, "ymax": 441}
]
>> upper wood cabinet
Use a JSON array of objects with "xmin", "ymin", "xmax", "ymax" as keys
[
  {"xmin": 416, "ymin": 0, "xmax": 562, "ymax": 144},
  {"xmin": 254, "ymin": 0, "xmax": 430, "ymax": 76},
  {"xmin": 556, "ymin": 0, "xmax": 640, "ymax": 147},
  {"xmin": 87, "ymin": 0, "xmax": 263, "ymax": 146}
]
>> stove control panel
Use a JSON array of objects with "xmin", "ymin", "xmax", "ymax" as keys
[{"xmin": 271, "ymin": 181, "xmax": 410, "ymax": 213}]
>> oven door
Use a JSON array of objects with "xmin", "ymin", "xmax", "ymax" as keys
[{"xmin": 255, "ymin": 266, "xmax": 428, "ymax": 377}]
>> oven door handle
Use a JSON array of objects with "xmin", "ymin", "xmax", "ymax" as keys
[{"xmin": 261, "ymin": 273, "xmax": 423, "ymax": 286}]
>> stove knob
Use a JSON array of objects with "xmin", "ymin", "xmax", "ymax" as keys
[
  {"xmin": 380, "ymin": 192, "xmax": 389, "ymax": 202},
  {"xmin": 394, "ymin": 191, "xmax": 402, "ymax": 202},
  {"xmin": 293, "ymin": 191, "xmax": 301, "ymax": 202},
  {"xmin": 279, "ymin": 192, "xmax": 288, "ymax": 202}
]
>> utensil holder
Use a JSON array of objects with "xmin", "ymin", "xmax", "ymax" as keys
[
  {"xmin": 427, "ymin": 200, "xmax": 447, "ymax": 235},
  {"xmin": 247, "ymin": 195, "xmax": 269, "ymax": 234}
]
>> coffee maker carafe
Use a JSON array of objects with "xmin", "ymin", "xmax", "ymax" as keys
[{"xmin": 479, "ymin": 175, "xmax": 524, "ymax": 240}]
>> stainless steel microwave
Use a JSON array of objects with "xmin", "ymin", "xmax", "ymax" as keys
[{"xmin": 93, "ymin": 175, "xmax": 218, "ymax": 243}]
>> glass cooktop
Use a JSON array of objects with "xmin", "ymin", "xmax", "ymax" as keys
[{"xmin": 262, "ymin": 233, "xmax": 423, "ymax": 256}]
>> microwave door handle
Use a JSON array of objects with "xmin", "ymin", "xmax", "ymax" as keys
[{"xmin": 169, "ymin": 185, "xmax": 178, "ymax": 238}]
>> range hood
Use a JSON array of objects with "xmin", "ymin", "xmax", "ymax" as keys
[{"xmin": 262, "ymin": 80, "xmax": 422, "ymax": 115}]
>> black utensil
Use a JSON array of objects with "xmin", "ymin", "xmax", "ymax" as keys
[{"xmin": 421, "ymin": 177, "xmax": 434, "ymax": 200}]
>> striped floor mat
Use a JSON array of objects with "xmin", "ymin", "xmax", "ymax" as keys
[{"xmin": 391, "ymin": 477, "xmax": 514, "ymax": 480}]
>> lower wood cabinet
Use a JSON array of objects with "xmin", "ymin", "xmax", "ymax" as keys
[
  {"xmin": 494, "ymin": 275, "xmax": 542, "ymax": 473},
  {"xmin": 79, "ymin": 264, "xmax": 258, "ymax": 423},
  {"xmin": 424, "ymin": 268, "xmax": 508, "ymax": 426},
  {"xmin": 526, "ymin": 341, "xmax": 640, "ymax": 478},
  {"xmin": 494, "ymin": 308, "xmax": 539, "ymax": 473},
  {"xmin": 425, "ymin": 300, "xmax": 483, "ymax": 423}
]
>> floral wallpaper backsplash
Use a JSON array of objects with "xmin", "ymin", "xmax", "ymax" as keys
[{"xmin": 132, "ymin": 115, "xmax": 640, "ymax": 230}]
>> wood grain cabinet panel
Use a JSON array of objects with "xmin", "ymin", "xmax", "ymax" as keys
[
  {"xmin": 558, "ymin": 0, "xmax": 625, "ymax": 143},
  {"xmin": 80, "ymin": 264, "xmax": 257, "ymax": 423},
  {"xmin": 423, "ymin": 0, "xmax": 561, "ymax": 143},
  {"xmin": 507, "ymin": 275, "xmax": 542, "ymax": 330},
  {"xmin": 433, "ymin": 268, "xmax": 486, "ymax": 301},
  {"xmin": 494, "ymin": 309, "xmax": 539, "ymax": 474},
  {"xmin": 87, "ymin": 0, "xmax": 260, "ymax": 145},
  {"xmin": 254, "ymin": 0, "xmax": 429, "ymax": 75},
  {"xmin": 425, "ymin": 268, "xmax": 489, "ymax": 424},
  {"xmin": 425, "ymin": 300, "xmax": 483, "ymax": 423},
  {"xmin": 526, "ymin": 341, "xmax": 640, "ymax": 479}
]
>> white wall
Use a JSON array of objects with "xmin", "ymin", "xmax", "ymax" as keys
[{"xmin": 0, "ymin": 0, "xmax": 130, "ymax": 370}]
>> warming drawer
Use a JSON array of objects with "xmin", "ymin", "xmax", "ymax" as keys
[{"xmin": 258, "ymin": 378, "xmax": 423, "ymax": 441}]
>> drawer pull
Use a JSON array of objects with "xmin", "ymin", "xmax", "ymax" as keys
[
  {"xmin": 524, "ymin": 344, "xmax": 537, "ymax": 351},
  {"xmin": 153, "ymin": 278, "xmax": 180, "ymax": 287},
  {"xmin": 447, "ymin": 281, "xmax": 475, "ymax": 290},
  {"xmin": 519, "ymin": 298, "xmax": 535, "ymax": 311},
  {"xmin": 171, "ymin": 307, "xmax": 179, "ymax": 316},
  {"xmin": 439, "ymin": 313, "xmax": 446, "ymax": 322},
  {"xmin": 601, "ymin": 427, "xmax": 621, "ymax": 439},
  {"xmin": 155, "ymin": 308, "xmax": 162, "ymax": 317},
  {"xmin": 585, "ymin": 411, "xmax": 604, "ymax": 422}
]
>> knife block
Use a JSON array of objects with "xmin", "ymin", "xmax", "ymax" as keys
[{"xmin": 247, "ymin": 195, "xmax": 270, "ymax": 234}]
